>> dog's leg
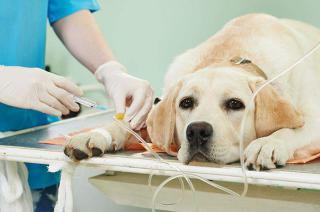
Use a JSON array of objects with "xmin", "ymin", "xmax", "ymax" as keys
[
  {"xmin": 244, "ymin": 120, "xmax": 320, "ymax": 170},
  {"xmin": 64, "ymin": 120, "xmax": 131, "ymax": 161}
]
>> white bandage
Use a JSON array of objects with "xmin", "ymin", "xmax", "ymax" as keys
[{"xmin": 91, "ymin": 128, "xmax": 112, "ymax": 146}]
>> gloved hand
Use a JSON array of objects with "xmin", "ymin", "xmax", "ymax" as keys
[
  {"xmin": 95, "ymin": 61, "xmax": 153, "ymax": 130},
  {"xmin": 0, "ymin": 66, "xmax": 83, "ymax": 116}
]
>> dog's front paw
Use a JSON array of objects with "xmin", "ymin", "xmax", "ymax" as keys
[
  {"xmin": 64, "ymin": 129, "xmax": 113, "ymax": 161},
  {"xmin": 244, "ymin": 138, "xmax": 291, "ymax": 171}
]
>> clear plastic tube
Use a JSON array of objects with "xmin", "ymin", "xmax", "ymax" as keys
[
  {"xmin": 113, "ymin": 117, "xmax": 239, "ymax": 212},
  {"xmin": 238, "ymin": 41, "xmax": 320, "ymax": 196},
  {"xmin": 148, "ymin": 170, "xmax": 186, "ymax": 206},
  {"xmin": 152, "ymin": 173, "xmax": 240, "ymax": 209},
  {"xmin": 113, "ymin": 117, "xmax": 197, "ymax": 210},
  {"xmin": 111, "ymin": 40, "xmax": 320, "ymax": 211}
]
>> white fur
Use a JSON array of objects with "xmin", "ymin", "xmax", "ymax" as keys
[{"xmin": 167, "ymin": 14, "xmax": 320, "ymax": 169}]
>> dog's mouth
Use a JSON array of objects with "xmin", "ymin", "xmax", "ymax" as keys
[{"xmin": 184, "ymin": 151, "xmax": 211, "ymax": 164}]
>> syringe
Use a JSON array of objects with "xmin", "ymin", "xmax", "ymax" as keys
[{"xmin": 72, "ymin": 96, "xmax": 108, "ymax": 111}]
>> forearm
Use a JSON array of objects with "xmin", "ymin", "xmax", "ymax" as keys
[
  {"xmin": 52, "ymin": 10, "xmax": 114, "ymax": 72},
  {"xmin": 53, "ymin": 10, "xmax": 153, "ymax": 129}
]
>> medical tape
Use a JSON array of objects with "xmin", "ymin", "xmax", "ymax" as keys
[{"xmin": 91, "ymin": 128, "xmax": 112, "ymax": 146}]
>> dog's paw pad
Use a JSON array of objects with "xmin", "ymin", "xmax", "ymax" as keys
[
  {"xmin": 246, "ymin": 163, "xmax": 254, "ymax": 171},
  {"xmin": 73, "ymin": 149, "xmax": 89, "ymax": 160},
  {"xmin": 91, "ymin": 147, "xmax": 103, "ymax": 157},
  {"xmin": 64, "ymin": 129, "xmax": 113, "ymax": 161}
]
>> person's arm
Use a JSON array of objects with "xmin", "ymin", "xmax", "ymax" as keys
[
  {"xmin": 52, "ymin": 10, "xmax": 153, "ymax": 129},
  {"xmin": 52, "ymin": 10, "xmax": 113, "ymax": 72}
]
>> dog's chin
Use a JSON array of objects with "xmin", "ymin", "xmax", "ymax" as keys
[
  {"xmin": 193, "ymin": 152, "xmax": 210, "ymax": 162},
  {"xmin": 183, "ymin": 152, "xmax": 211, "ymax": 165},
  {"xmin": 178, "ymin": 145, "xmax": 240, "ymax": 165}
]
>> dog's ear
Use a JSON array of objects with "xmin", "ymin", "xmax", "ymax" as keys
[
  {"xmin": 249, "ymin": 78, "xmax": 304, "ymax": 137},
  {"xmin": 146, "ymin": 82, "xmax": 182, "ymax": 153}
]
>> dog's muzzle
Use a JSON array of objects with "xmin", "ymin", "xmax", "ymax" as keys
[{"xmin": 186, "ymin": 121, "xmax": 213, "ymax": 149}]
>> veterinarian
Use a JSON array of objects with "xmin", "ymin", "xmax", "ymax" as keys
[{"xmin": 0, "ymin": 0, "xmax": 153, "ymax": 211}]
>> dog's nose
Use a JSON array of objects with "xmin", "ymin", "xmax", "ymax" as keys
[{"xmin": 186, "ymin": 122, "xmax": 213, "ymax": 146}]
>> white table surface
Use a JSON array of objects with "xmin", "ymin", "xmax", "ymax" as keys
[{"xmin": 0, "ymin": 110, "xmax": 319, "ymax": 191}]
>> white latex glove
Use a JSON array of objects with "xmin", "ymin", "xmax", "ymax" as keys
[
  {"xmin": 0, "ymin": 66, "xmax": 83, "ymax": 116},
  {"xmin": 95, "ymin": 61, "xmax": 153, "ymax": 129}
]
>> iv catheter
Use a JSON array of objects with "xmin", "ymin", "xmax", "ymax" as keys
[
  {"xmin": 73, "ymin": 96, "xmax": 125, "ymax": 120},
  {"xmin": 72, "ymin": 96, "xmax": 108, "ymax": 111}
]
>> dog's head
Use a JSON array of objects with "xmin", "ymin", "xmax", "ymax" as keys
[{"xmin": 147, "ymin": 64, "xmax": 304, "ymax": 164}]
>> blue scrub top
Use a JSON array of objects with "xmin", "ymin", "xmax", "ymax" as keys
[{"xmin": 0, "ymin": 0, "xmax": 99, "ymax": 189}]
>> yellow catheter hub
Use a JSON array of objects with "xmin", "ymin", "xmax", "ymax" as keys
[{"xmin": 115, "ymin": 113, "xmax": 125, "ymax": 120}]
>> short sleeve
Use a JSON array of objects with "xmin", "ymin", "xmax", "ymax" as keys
[{"xmin": 48, "ymin": 0, "xmax": 100, "ymax": 24}]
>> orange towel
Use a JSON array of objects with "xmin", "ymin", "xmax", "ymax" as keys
[
  {"xmin": 287, "ymin": 141, "xmax": 320, "ymax": 164},
  {"xmin": 39, "ymin": 128, "xmax": 92, "ymax": 145},
  {"xmin": 39, "ymin": 129, "xmax": 320, "ymax": 164},
  {"xmin": 39, "ymin": 128, "xmax": 177, "ymax": 154}
]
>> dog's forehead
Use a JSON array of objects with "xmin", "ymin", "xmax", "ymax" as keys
[
  {"xmin": 201, "ymin": 66, "xmax": 250, "ymax": 79},
  {"xmin": 180, "ymin": 67, "xmax": 250, "ymax": 93}
]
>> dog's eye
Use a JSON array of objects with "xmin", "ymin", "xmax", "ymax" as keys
[
  {"xmin": 179, "ymin": 97, "xmax": 195, "ymax": 109},
  {"xmin": 225, "ymin": 98, "xmax": 245, "ymax": 110}
]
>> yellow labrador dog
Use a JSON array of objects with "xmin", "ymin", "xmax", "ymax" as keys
[{"xmin": 64, "ymin": 14, "xmax": 320, "ymax": 171}]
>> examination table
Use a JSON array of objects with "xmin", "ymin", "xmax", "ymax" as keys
[{"xmin": 0, "ymin": 111, "xmax": 319, "ymax": 212}]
